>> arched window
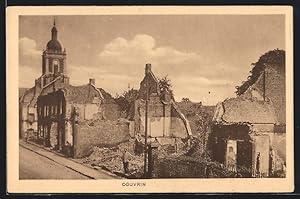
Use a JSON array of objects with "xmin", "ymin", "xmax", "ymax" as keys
[{"xmin": 53, "ymin": 59, "xmax": 59, "ymax": 74}]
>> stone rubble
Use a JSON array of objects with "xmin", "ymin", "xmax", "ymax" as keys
[
  {"xmin": 80, "ymin": 138, "xmax": 188, "ymax": 178},
  {"xmin": 81, "ymin": 139, "xmax": 144, "ymax": 177}
]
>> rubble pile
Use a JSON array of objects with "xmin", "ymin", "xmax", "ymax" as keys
[
  {"xmin": 80, "ymin": 137, "xmax": 190, "ymax": 178},
  {"xmin": 81, "ymin": 139, "xmax": 145, "ymax": 177},
  {"xmin": 85, "ymin": 146, "xmax": 123, "ymax": 172}
]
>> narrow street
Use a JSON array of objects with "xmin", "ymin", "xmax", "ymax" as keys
[
  {"xmin": 19, "ymin": 145, "xmax": 90, "ymax": 179},
  {"xmin": 19, "ymin": 142, "xmax": 120, "ymax": 179}
]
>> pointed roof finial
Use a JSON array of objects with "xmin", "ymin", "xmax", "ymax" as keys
[{"xmin": 53, "ymin": 17, "xmax": 56, "ymax": 27}]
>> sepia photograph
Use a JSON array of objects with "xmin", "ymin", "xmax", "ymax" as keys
[{"xmin": 7, "ymin": 6, "xmax": 293, "ymax": 193}]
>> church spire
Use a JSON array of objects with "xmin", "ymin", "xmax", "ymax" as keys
[{"xmin": 51, "ymin": 17, "xmax": 57, "ymax": 40}]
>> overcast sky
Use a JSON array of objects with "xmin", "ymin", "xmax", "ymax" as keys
[{"xmin": 19, "ymin": 15, "xmax": 285, "ymax": 105}]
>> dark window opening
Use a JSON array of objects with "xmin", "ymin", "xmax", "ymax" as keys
[
  {"xmin": 28, "ymin": 113, "xmax": 34, "ymax": 124},
  {"xmin": 54, "ymin": 64, "xmax": 59, "ymax": 74}
]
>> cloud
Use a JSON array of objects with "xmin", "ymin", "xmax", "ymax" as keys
[
  {"xmin": 19, "ymin": 37, "xmax": 41, "ymax": 56},
  {"xmin": 99, "ymin": 34, "xmax": 199, "ymax": 65},
  {"xmin": 19, "ymin": 37, "xmax": 41, "ymax": 73},
  {"xmin": 176, "ymin": 76, "xmax": 234, "ymax": 87},
  {"xmin": 19, "ymin": 38, "xmax": 42, "ymax": 87},
  {"xmin": 97, "ymin": 34, "xmax": 211, "ymax": 77},
  {"xmin": 172, "ymin": 76, "xmax": 236, "ymax": 104},
  {"xmin": 69, "ymin": 64, "xmax": 142, "ymax": 96},
  {"xmin": 68, "ymin": 34, "xmax": 240, "ymax": 104},
  {"xmin": 19, "ymin": 65, "xmax": 41, "ymax": 88},
  {"xmin": 97, "ymin": 34, "xmax": 242, "ymax": 80},
  {"xmin": 18, "ymin": 34, "xmax": 241, "ymax": 104}
]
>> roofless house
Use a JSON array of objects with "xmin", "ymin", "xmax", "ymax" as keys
[{"xmin": 210, "ymin": 49, "xmax": 286, "ymax": 177}]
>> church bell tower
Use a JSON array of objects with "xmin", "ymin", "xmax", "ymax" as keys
[{"xmin": 41, "ymin": 19, "xmax": 69, "ymax": 86}]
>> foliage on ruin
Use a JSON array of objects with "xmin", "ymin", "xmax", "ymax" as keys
[
  {"xmin": 158, "ymin": 75, "xmax": 174, "ymax": 98},
  {"xmin": 235, "ymin": 49, "xmax": 285, "ymax": 95},
  {"xmin": 176, "ymin": 100, "xmax": 215, "ymax": 158},
  {"xmin": 115, "ymin": 88, "xmax": 139, "ymax": 114},
  {"xmin": 115, "ymin": 88, "xmax": 139, "ymax": 116},
  {"xmin": 181, "ymin": 98, "xmax": 192, "ymax": 103}
]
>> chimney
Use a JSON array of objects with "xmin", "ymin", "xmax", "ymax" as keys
[
  {"xmin": 145, "ymin": 63, "xmax": 152, "ymax": 75},
  {"xmin": 89, "ymin": 78, "xmax": 95, "ymax": 85}
]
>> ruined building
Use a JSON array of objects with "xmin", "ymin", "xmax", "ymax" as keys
[
  {"xmin": 36, "ymin": 79, "xmax": 127, "ymax": 158},
  {"xmin": 128, "ymin": 64, "xmax": 192, "ymax": 147},
  {"xmin": 211, "ymin": 50, "xmax": 286, "ymax": 177},
  {"xmin": 19, "ymin": 20, "xmax": 69, "ymax": 139},
  {"xmin": 20, "ymin": 20, "xmax": 126, "ymax": 158},
  {"xmin": 212, "ymin": 97, "xmax": 278, "ymax": 177}
]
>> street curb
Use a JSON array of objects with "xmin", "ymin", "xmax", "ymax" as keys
[
  {"xmin": 20, "ymin": 140, "xmax": 122, "ymax": 179},
  {"xmin": 20, "ymin": 143, "xmax": 95, "ymax": 179}
]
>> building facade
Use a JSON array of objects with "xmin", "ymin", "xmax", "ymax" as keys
[
  {"xmin": 36, "ymin": 79, "xmax": 126, "ymax": 158},
  {"xmin": 19, "ymin": 20, "xmax": 69, "ymax": 139},
  {"xmin": 212, "ymin": 97, "xmax": 278, "ymax": 177},
  {"xmin": 211, "ymin": 59, "xmax": 286, "ymax": 177},
  {"xmin": 20, "ymin": 20, "xmax": 127, "ymax": 158},
  {"xmin": 128, "ymin": 64, "xmax": 192, "ymax": 147}
]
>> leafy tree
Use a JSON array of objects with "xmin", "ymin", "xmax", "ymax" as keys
[
  {"xmin": 181, "ymin": 98, "xmax": 191, "ymax": 103},
  {"xmin": 115, "ymin": 88, "xmax": 139, "ymax": 113},
  {"xmin": 158, "ymin": 75, "xmax": 174, "ymax": 98},
  {"xmin": 235, "ymin": 49, "xmax": 285, "ymax": 95}
]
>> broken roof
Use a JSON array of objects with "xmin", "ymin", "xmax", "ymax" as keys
[
  {"xmin": 61, "ymin": 84, "xmax": 104, "ymax": 104},
  {"xmin": 213, "ymin": 97, "xmax": 278, "ymax": 125},
  {"xmin": 98, "ymin": 88, "xmax": 116, "ymax": 103},
  {"xmin": 20, "ymin": 87, "xmax": 35, "ymax": 104},
  {"xmin": 19, "ymin": 88, "xmax": 29, "ymax": 100}
]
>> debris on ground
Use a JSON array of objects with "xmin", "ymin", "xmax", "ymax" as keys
[
  {"xmin": 80, "ymin": 139, "xmax": 144, "ymax": 177},
  {"xmin": 79, "ymin": 137, "xmax": 190, "ymax": 178}
]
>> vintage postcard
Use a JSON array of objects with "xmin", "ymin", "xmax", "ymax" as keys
[{"xmin": 6, "ymin": 6, "xmax": 293, "ymax": 193}]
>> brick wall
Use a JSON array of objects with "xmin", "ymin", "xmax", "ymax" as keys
[
  {"xmin": 74, "ymin": 120, "xmax": 130, "ymax": 158},
  {"xmin": 255, "ymin": 66, "xmax": 285, "ymax": 124}
]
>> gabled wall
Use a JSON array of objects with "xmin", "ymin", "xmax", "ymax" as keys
[
  {"xmin": 132, "ymin": 97, "xmax": 190, "ymax": 139},
  {"xmin": 248, "ymin": 66, "xmax": 285, "ymax": 125}
]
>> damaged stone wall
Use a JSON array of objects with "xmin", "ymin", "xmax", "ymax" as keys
[
  {"xmin": 74, "ymin": 120, "xmax": 130, "ymax": 158},
  {"xmin": 269, "ymin": 133, "xmax": 286, "ymax": 161},
  {"xmin": 170, "ymin": 117, "xmax": 188, "ymax": 138},
  {"xmin": 252, "ymin": 123, "xmax": 274, "ymax": 133},
  {"xmin": 210, "ymin": 123, "xmax": 279, "ymax": 177},
  {"xmin": 133, "ymin": 99, "xmax": 189, "ymax": 138},
  {"xmin": 251, "ymin": 135, "xmax": 270, "ymax": 177},
  {"xmin": 49, "ymin": 122, "xmax": 58, "ymax": 148},
  {"xmin": 101, "ymin": 103, "xmax": 122, "ymax": 120},
  {"xmin": 84, "ymin": 104, "xmax": 99, "ymax": 120},
  {"xmin": 255, "ymin": 66, "xmax": 286, "ymax": 125},
  {"xmin": 68, "ymin": 102, "xmax": 121, "ymax": 122}
]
